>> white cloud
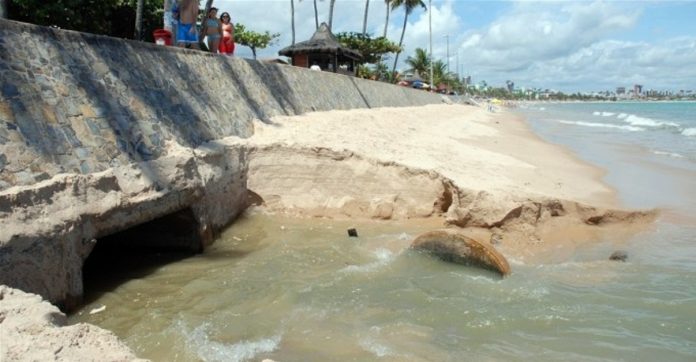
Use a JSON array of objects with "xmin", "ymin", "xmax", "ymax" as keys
[
  {"xmin": 456, "ymin": 1, "xmax": 696, "ymax": 91},
  {"xmin": 459, "ymin": 1, "xmax": 640, "ymax": 72},
  {"xmin": 528, "ymin": 37, "xmax": 696, "ymax": 90},
  {"xmin": 209, "ymin": 0, "xmax": 696, "ymax": 91}
]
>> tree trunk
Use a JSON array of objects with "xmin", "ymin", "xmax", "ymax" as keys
[
  {"xmin": 328, "ymin": 0, "xmax": 336, "ymax": 30},
  {"xmin": 135, "ymin": 0, "xmax": 144, "ymax": 40},
  {"xmin": 0, "ymin": 0, "xmax": 7, "ymax": 19},
  {"xmin": 313, "ymin": 0, "xmax": 319, "ymax": 29},
  {"xmin": 252, "ymin": 47, "xmax": 257, "ymax": 60},
  {"xmin": 291, "ymin": 0, "xmax": 296, "ymax": 45},
  {"xmin": 391, "ymin": 10, "xmax": 409, "ymax": 80},
  {"xmin": 163, "ymin": 0, "xmax": 170, "ymax": 29},
  {"xmin": 383, "ymin": 1, "xmax": 390, "ymax": 38},
  {"xmin": 362, "ymin": 0, "xmax": 370, "ymax": 36}
]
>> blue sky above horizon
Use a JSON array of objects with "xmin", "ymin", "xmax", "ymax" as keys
[{"xmin": 214, "ymin": 0, "xmax": 696, "ymax": 92}]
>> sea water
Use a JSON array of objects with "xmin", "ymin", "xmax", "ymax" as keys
[
  {"xmin": 69, "ymin": 103, "xmax": 696, "ymax": 361},
  {"xmin": 519, "ymin": 102, "xmax": 695, "ymax": 214}
]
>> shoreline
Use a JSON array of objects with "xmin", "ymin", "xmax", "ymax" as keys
[
  {"xmin": 1, "ymin": 103, "xmax": 658, "ymax": 361},
  {"xmin": 235, "ymin": 103, "xmax": 655, "ymax": 263}
]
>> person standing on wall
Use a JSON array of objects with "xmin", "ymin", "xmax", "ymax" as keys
[
  {"xmin": 218, "ymin": 12, "xmax": 235, "ymax": 56},
  {"xmin": 176, "ymin": 0, "xmax": 199, "ymax": 49},
  {"xmin": 201, "ymin": 7, "xmax": 222, "ymax": 53}
]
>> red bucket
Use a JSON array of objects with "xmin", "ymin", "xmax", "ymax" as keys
[{"xmin": 153, "ymin": 29, "xmax": 173, "ymax": 46}]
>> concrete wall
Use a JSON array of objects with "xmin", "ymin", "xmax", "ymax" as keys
[
  {"xmin": 0, "ymin": 19, "xmax": 443, "ymax": 190},
  {"xmin": 0, "ymin": 19, "xmax": 445, "ymax": 308}
]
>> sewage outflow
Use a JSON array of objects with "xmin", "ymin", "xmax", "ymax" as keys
[{"xmin": 71, "ymin": 211, "xmax": 696, "ymax": 362}]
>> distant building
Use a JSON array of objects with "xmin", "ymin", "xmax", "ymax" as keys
[
  {"xmin": 506, "ymin": 80, "xmax": 514, "ymax": 93},
  {"xmin": 462, "ymin": 76, "xmax": 471, "ymax": 87},
  {"xmin": 616, "ymin": 87, "xmax": 626, "ymax": 95},
  {"xmin": 634, "ymin": 84, "xmax": 643, "ymax": 95}
]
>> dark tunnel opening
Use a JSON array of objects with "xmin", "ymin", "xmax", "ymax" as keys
[{"xmin": 79, "ymin": 208, "xmax": 204, "ymax": 308}]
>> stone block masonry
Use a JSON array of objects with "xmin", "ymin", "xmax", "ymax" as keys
[
  {"xmin": 0, "ymin": 19, "xmax": 443, "ymax": 190},
  {"xmin": 0, "ymin": 19, "xmax": 445, "ymax": 308}
]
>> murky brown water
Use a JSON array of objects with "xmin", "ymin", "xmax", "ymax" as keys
[{"xmin": 70, "ymin": 209, "xmax": 696, "ymax": 361}]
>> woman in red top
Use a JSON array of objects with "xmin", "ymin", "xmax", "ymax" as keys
[{"xmin": 218, "ymin": 12, "xmax": 235, "ymax": 56}]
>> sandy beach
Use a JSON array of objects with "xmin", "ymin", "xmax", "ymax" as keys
[
  {"xmin": 249, "ymin": 104, "xmax": 616, "ymax": 206},
  {"xmin": 230, "ymin": 103, "xmax": 653, "ymax": 263}
]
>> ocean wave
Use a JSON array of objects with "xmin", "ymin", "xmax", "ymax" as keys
[
  {"xmin": 623, "ymin": 115, "xmax": 680, "ymax": 128},
  {"xmin": 682, "ymin": 128, "xmax": 696, "ymax": 137},
  {"xmin": 558, "ymin": 120, "xmax": 644, "ymax": 132},
  {"xmin": 617, "ymin": 113, "xmax": 628, "ymax": 119},
  {"xmin": 653, "ymin": 150, "xmax": 686, "ymax": 159},
  {"xmin": 593, "ymin": 111, "xmax": 616, "ymax": 117},
  {"xmin": 187, "ymin": 323, "xmax": 281, "ymax": 362}
]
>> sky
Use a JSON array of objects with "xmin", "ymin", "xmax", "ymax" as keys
[{"xmin": 212, "ymin": 0, "xmax": 696, "ymax": 92}]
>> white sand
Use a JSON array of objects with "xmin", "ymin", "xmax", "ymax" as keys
[{"xmin": 244, "ymin": 104, "xmax": 616, "ymax": 207}]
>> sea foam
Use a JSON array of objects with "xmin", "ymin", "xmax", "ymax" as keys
[
  {"xmin": 593, "ymin": 111, "xmax": 616, "ymax": 117},
  {"xmin": 359, "ymin": 338, "xmax": 397, "ymax": 357},
  {"xmin": 682, "ymin": 128, "xmax": 696, "ymax": 137},
  {"xmin": 653, "ymin": 150, "xmax": 686, "ymax": 159},
  {"xmin": 340, "ymin": 248, "xmax": 395, "ymax": 274},
  {"xmin": 558, "ymin": 120, "xmax": 644, "ymax": 132},
  {"xmin": 187, "ymin": 323, "xmax": 281, "ymax": 362},
  {"xmin": 623, "ymin": 115, "xmax": 680, "ymax": 128}
]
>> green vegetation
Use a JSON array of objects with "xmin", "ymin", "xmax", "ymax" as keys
[
  {"xmin": 404, "ymin": 47, "xmax": 429, "ymax": 76},
  {"xmin": 335, "ymin": 32, "xmax": 401, "ymax": 64},
  {"xmin": 389, "ymin": 0, "xmax": 426, "ymax": 79},
  {"xmin": 235, "ymin": 23, "xmax": 280, "ymax": 60},
  {"xmin": 7, "ymin": 0, "xmax": 164, "ymax": 41}
]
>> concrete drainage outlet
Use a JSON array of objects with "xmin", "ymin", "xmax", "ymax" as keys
[
  {"xmin": 80, "ymin": 207, "xmax": 204, "ymax": 310},
  {"xmin": 410, "ymin": 229, "xmax": 511, "ymax": 277}
]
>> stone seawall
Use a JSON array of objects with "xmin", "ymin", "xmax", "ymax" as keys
[
  {"xmin": 0, "ymin": 19, "xmax": 445, "ymax": 308},
  {"xmin": 0, "ymin": 19, "xmax": 443, "ymax": 190}
]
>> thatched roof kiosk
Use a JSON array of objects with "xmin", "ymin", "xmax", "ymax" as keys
[{"xmin": 279, "ymin": 22, "xmax": 361, "ymax": 76}]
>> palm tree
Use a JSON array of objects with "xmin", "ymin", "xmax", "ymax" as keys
[
  {"xmin": 362, "ymin": 0, "xmax": 370, "ymax": 36},
  {"xmin": 405, "ymin": 48, "xmax": 430, "ymax": 78},
  {"xmin": 383, "ymin": 0, "xmax": 392, "ymax": 38},
  {"xmin": 390, "ymin": 0, "xmax": 427, "ymax": 79},
  {"xmin": 314, "ymin": 0, "xmax": 320, "ymax": 29},
  {"xmin": 328, "ymin": 0, "xmax": 336, "ymax": 30},
  {"xmin": 135, "ymin": 0, "xmax": 144, "ymax": 40},
  {"xmin": 203, "ymin": 0, "xmax": 215, "ymax": 17},
  {"xmin": 299, "ymin": 0, "xmax": 321, "ymax": 30},
  {"xmin": 432, "ymin": 60, "xmax": 448, "ymax": 86},
  {"xmin": 431, "ymin": 59, "xmax": 457, "ymax": 89},
  {"xmin": 291, "ymin": 0, "xmax": 296, "ymax": 45},
  {"xmin": 163, "ymin": 0, "xmax": 170, "ymax": 29}
]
